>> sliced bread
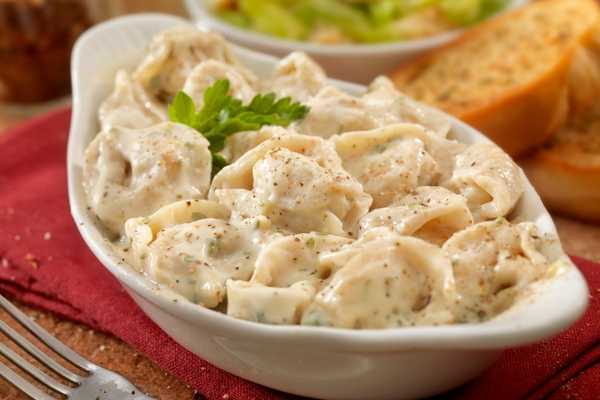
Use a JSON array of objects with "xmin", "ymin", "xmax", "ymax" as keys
[
  {"xmin": 391, "ymin": 0, "xmax": 600, "ymax": 157},
  {"xmin": 521, "ymin": 109, "xmax": 600, "ymax": 222}
]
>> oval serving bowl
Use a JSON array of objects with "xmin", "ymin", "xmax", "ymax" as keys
[
  {"xmin": 67, "ymin": 14, "xmax": 588, "ymax": 400},
  {"xmin": 184, "ymin": 0, "xmax": 529, "ymax": 84}
]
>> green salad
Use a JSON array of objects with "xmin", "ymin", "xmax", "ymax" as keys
[{"xmin": 207, "ymin": 0, "xmax": 511, "ymax": 44}]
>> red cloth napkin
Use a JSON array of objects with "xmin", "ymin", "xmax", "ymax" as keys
[{"xmin": 0, "ymin": 108, "xmax": 598, "ymax": 400}]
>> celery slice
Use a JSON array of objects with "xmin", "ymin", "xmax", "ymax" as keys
[
  {"xmin": 439, "ymin": 0, "xmax": 482, "ymax": 26},
  {"xmin": 238, "ymin": 0, "xmax": 307, "ymax": 39},
  {"xmin": 297, "ymin": 0, "xmax": 377, "ymax": 42}
]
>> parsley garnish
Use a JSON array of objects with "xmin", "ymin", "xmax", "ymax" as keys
[{"xmin": 168, "ymin": 79, "xmax": 310, "ymax": 176}]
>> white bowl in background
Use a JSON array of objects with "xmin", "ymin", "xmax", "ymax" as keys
[
  {"xmin": 68, "ymin": 14, "xmax": 588, "ymax": 400},
  {"xmin": 185, "ymin": 0, "xmax": 529, "ymax": 83}
]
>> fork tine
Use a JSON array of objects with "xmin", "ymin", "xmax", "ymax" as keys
[
  {"xmin": 0, "ymin": 341, "xmax": 72, "ymax": 396},
  {"xmin": 0, "ymin": 319, "xmax": 82, "ymax": 384},
  {"xmin": 0, "ymin": 361, "xmax": 55, "ymax": 400},
  {"xmin": 0, "ymin": 295, "xmax": 93, "ymax": 372}
]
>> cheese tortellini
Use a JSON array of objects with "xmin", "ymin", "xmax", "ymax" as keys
[
  {"xmin": 211, "ymin": 134, "xmax": 372, "ymax": 236},
  {"xmin": 444, "ymin": 219, "xmax": 548, "ymax": 322},
  {"xmin": 124, "ymin": 199, "xmax": 267, "ymax": 308},
  {"xmin": 302, "ymin": 231, "xmax": 457, "ymax": 328},
  {"xmin": 83, "ymin": 122, "xmax": 212, "ymax": 234},
  {"xmin": 268, "ymin": 52, "xmax": 328, "ymax": 102},
  {"xmin": 363, "ymin": 77, "xmax": 453, "ymax": 138},
  {"xmin": 294, "ymin": 77, "xmax": 454, "ymax": 139},
  {"xmin": 443, "ymin": 142, "xmax": 525, "ymax": 221},
  {"xmin": 99, "ymin": 70, "xmax": 167, "ymax": 131},
  {"xmin": 221, "ymin": 126, "xmax": 288, "ymax": 163},
  {"xmin": 251, "ymin": 233, "xmax": 352, "ymax": 288},
  {"xmin": 134, "ymin": 27, "xmax": 253, "ymax": 101},
  {"xmin": 295, "ymin": 86, "xmax": 379, "ymax": 138},
  {"xmin": 84, "ymin": 27, "xmax": 555, "ymax": 330},
  {"xmin": 182, "ymin": 60, "xmax": 257, "ymax": 106},
  {"xmin": 226, "ymin": 233, "xmax": 351, "ymax": 324},
  {"xmin": 359, "ymin": 187, "xmax": 473, "ymax": 245},
  {"xmin": 332, "ymin": 123, "xmax": 463, "ymax": 207}
]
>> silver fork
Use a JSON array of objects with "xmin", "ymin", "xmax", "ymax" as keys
[{"xmin": 0, "ymin": 294, "xmax": 154, "ymax": 399}]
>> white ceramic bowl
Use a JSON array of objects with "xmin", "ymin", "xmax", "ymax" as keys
[
  {"xmin": 185, "ymin": 0, "xmax": 529, "ymax": 83},
  {"xmin": 68, "ymin": 14, "xmax": 588, "ymax": 400}
]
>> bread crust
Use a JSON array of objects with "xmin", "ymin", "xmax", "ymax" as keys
[
  {"xmin": 521, "ymin": 148, "xmax": 600, "ymax": 222},
  {"xmin": 391, "ymin": 0, "xmax": 600, "ymax": 157},
  {"xmin": 458, "ymin": 57, "xmax": 570, "ymax": 157},
  {"xmin": 568, "ymin": 26, "xmax": 600, "ymax": 117}
]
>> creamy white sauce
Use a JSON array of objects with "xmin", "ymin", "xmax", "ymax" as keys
[
  {"xmin": 83, "ymin": 122, "xmax": 212, "ymax": 234},
  {"xmin": 84, "ymin": 27, "xmax": 556, "ymax": 329}
]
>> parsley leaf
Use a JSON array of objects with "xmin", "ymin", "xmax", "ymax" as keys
[
  {"xmin": 211, "ymin": 153, "xmax": 229, "ymax": 173},
  {"xmin": 168, "ymin": 79, "xmax": 310, "ymax": 176},
  {"xmin": 167, "ymin": 91, "xmax": 196, "ymax": 126}
]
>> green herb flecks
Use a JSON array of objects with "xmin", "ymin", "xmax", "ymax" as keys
[{"xmin": 207, "ymin": 238, "xmax": 220, "ymax": 258}]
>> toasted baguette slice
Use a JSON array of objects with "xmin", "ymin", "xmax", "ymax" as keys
[
  {"xmin": 522, "ymin": 111, "xmax": 600, "ymax": 222},
  {"xmin": 392, "ymin": 0, "xmax": 600, "ymax": 157},
  {"xmin": 568, "ymin": 26, "xmax": 600, "ymax": 117}
]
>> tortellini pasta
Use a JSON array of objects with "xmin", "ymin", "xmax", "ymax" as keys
[
  {"xmin": 443, "ymin": 143, "xmax": 524, "ymax": 221},
  {"xmin": 251, "ymin": 233, "xmax": 352, "ymax": 287},
  {"xmin": 302, "ymin": 231, "xmax": 457, "ymax": 329},
  {"xmin": 443, "ymin": 219, "xmax": 547, "ymax": 322},
  {"xmin": 332, "ymin": 123, "xmax": 463, "ymax": 207},
  {"xmin": 83, "ymin": 122, "xmax": 212, "ymax": 234},
  {"xmin": 294, "ymin": 77, "xmax": 454, "ymax": 139},
  {"xmin": 124, "ymin": 199, "xmax": 230, "ymax": 264},
  {"xmin": 84, "ymin": 27, "xmax": 555, "ymax": 330},
  {"xmin": 226, "ymin": 233, "xmax": 351, "ymax": 325},
  {"xmin": 295, "ymin": 86, "xmax": 379, "ymax": 138},
  {"xmin": 363, "ymin": 77, "xmax": 452, "ymax": 138},
  {"xmin": 221, "ymin": 126, "xmax": 288, "ymax": 163},
  {"xmin": 227, "ymin": 280, "xmax": 316, "ymax": 325},
  {"xmin": 268, "ymin": 52, "xmax": 328, "ymax": 102},
  {"xmin": 133, "ymin": 27, "xmax": 252, "ymax": 101},
  {"xmin": 182, "ymin": 60, "xmax": 257, "ymax": 106},
  {"xmin": 211, "ymin": 134, "xmax": 372, "ymax": 236},
  {"xmin": 124, "ymin": 200, "xmax": 266, "ymax": 308},
  {"xmin": 359, "ymin": 186, "xmax": 473, "ymax": 245},
  {"xmin": 99, "ymin": 70, "xmax": 167, "ymax": 131}
]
